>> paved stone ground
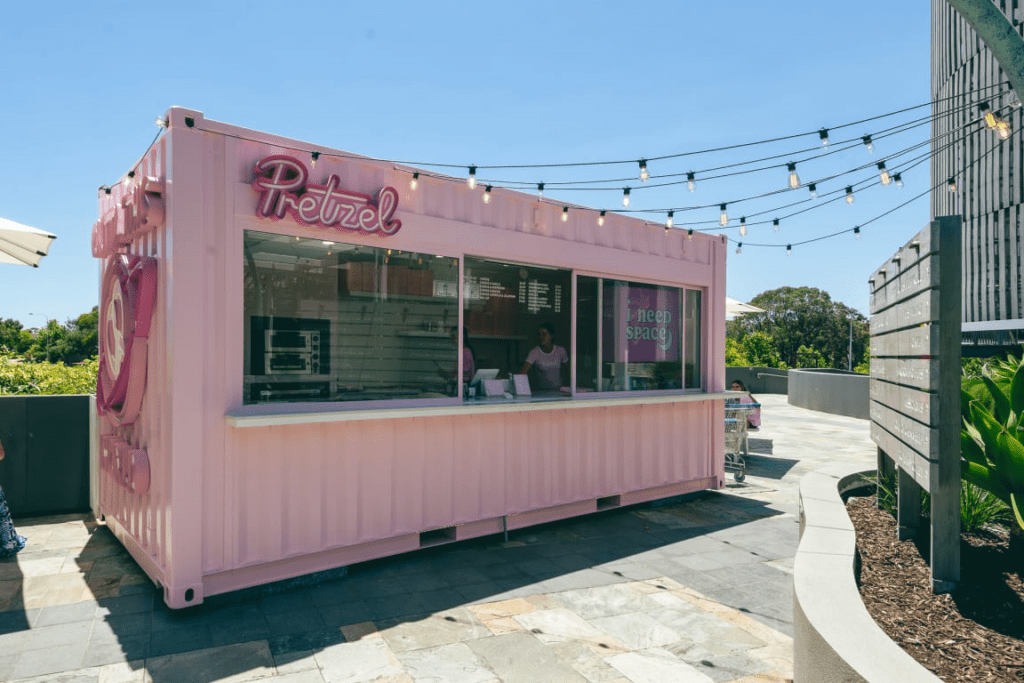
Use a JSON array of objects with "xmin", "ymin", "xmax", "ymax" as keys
[{"xmin": 0, "ymin": 395, "xmax": 876, "ymax": 683}]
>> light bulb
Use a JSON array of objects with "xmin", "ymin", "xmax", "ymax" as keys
[
  {"xmin": 483, "ymin": 185, "xmax": 492, "ymax": 203},
  {"xmin": 687, "ymin": 172, "xmax": 695, "ymax": 193},
  {"xmin": 467, "ymin": 166, "xmax": 476, "ymax": 189},
  {"xmin": 666, "ymin": 210, "xmax": 674, "ymax": 229},
  {"xmin": 808, "ymin": 183, "xmax": 817, "ymax": 199},
  {"xmin": 981, "ymin": 103, "xmax": 998, "ymax": 128},
  {"xmin": 787, "ymin": 162, "xmax": 799, "ymax": 189},
  {"xmin": 997, "ymin": 120, "xmax": 1012, "ymax": 139},
  {"xmin": 410, "ymin": 172, "xmax": 419, "ymax": 190},
  {"xmin": 322, "ymin": 241, "xmax": 335, "ymax": 246},
  {"xmin": 739, "ymin": 218, "xmax": 747, "ymax": 236},
  {"xmin": 878, "ymin": 161, "xmax": 891, "ymax": 186},
  {"xmin": 155, "ymin": 116, "xmax": 168, "ymax": 128},
  {"xmin": 862, "ymin": 135, "xmax": 874, "ymax": 153},
  {"xmin": 894, "ymin": 173, "xmax": 904, "ymax": 188},
  {"xmin": 947, "ymin": 177, "xmax": 956, "ymax": 193},
  {"xmin": 854, "ymin": 226, "xmax": 861, "ymax": 240},
  {"xmin": 736, "ymin": 242, "xmax": 742, "ymax": 254},
  {"xmin": 537, "ymin": 183, "xmax": 544, "ymax": 200},
  {"xmin": 622, "ymin": 187, "xmax": 631, "ymax": 207},
  {"xmin": 562, "ymin": 206, "xmax": 569, "ymax": 222},
  {"xmin": 719, "ymin": 204, "xmax": 728, "ymax": 227},
  {"xmin": 639, "ymin": 159, "xmax": 649, "ymax": 182},
  {"xmin": 845, "ymin": 186, "xmax": 854, "ymax": 204},
  {"xmin": 687, "ymin": 228, "xmax": 694, "ymax": 239},
  {"xmin": 819, "ymin": 128, "xmax": 829, "ymax": 147},
  {"xmin": 311, "ymin": 151, "xmax": 320, "ymax": 168},
  {"xmin": 772, "ymin": 218, "xmax": 780, "ymax": 233},
  {"xmin": 786, "ymin": 244, "xmax": 792, "ymax": 256},
  {"xmin": 598, "ymin": 210, "xmax": 606, "ymax": 226}
]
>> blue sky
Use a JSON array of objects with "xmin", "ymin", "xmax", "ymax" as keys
[{"xmin": 0, "ymin": 1, "xmax": 932, "ymax": 328}]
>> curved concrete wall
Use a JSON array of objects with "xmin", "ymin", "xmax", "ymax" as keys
[
  {"xmin": 788, "ymin": 369, "xmax": 869, "ymax": 420},
  {"xmin": 793, "ymin": 464, "xmax": 942, "ymax": 683}
]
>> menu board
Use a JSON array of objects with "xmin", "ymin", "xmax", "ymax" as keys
[{"xmin": 519, "ymin": 280, "xmax": 562, "ymax": 314}]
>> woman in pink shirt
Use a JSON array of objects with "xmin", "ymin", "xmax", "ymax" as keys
[
  {"xmin": 730, "ymin": 379, "xmax": 761, "ymax": 429},
  {"xmin": 519, "ymin": 322, "xmax": 569, "ymax": 392}
]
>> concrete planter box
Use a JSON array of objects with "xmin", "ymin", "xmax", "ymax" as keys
[{"xmin": 793, "ymin": 464, "xmax": 941, "ymax": 683}]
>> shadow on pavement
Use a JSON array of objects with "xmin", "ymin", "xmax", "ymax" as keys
[{"xmin": 28, "ymin": 490, "xmax": 786, "ymax": 682}]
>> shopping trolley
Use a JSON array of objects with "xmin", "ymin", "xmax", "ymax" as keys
[{"xmin": 724, "ymin": 402, "xmax": 760, "ymax": 482}]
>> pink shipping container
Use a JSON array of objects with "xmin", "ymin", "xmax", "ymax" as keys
[{"xmin": 93, "ymin": 107, "xmax": 729, "ymax": 609}]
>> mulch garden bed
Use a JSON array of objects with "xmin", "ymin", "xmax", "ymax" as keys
[{"xmin": 847, "ymin": 496, "xmax": 1024, "ymax": 682}]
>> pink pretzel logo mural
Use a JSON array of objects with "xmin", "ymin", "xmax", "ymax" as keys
[
  {"xmin": 97, "ymin": 254, "xmax": 157, "ymax": 428},
  {"xmin": 100, "ymin": 435, "xmax": 151, "ymax": 496},
  {"xmin": 252, "ymin": 154, "xmax": 402, "ymax": 235}
]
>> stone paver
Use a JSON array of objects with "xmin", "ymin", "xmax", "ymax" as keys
[{"xmin": 0, "ymin": 394, "xmax": 874, "ymax": 682}]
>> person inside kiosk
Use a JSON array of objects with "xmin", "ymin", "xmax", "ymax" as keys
[{"xmin": 519, "ymin": 322, "xmax": 569, "ymax": 393}]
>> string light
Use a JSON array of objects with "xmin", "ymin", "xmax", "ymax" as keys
[
  {"xmin": 687, "ymin": 172, "xmax": 696, "ymax": 192},
  {"xmin": 736, "ymin": 242, "xmax": 742, "ymax": 254},
  {"xmin": 410, "ymin": 172, "xmax": 419, "ymax": 190},
  {"xmin": 537, "ymin": 182, "xmax": 544, "ymax": 200},
  {"xmin": 562, "ymin": 206, "xmax": 569, "ymax": 222},
  {"xmin": 665, "ymin": 210, "xmax": 674, "ymax": 229},
  {"xmin": 845, "ymin": 186, "xmax": 855, "ymax": 204},
  {"xmin": 997, "ymin": 119, "xmax": 1012, "ymax": 140},
  {"xmin": 808, "ymin": 183, "xmax": 817, "ymax": 199},
  {"xmin": 598, "ymin": 210, "xmax": 606, "ymax": 226},
  {"xmin": 467, "ymin": 166, "xmax": 477, "ymax": 189},
  {"xmin": 687, "ymin": 228, "xmax": 694, "ymax": 239},
  {"xmin": 877, "ymin": 161, "xmax": 891, "ymax": 186},
  {"xmin": 639, "ymin": 159, "xmax": 649, "ymax": 182},
  {"xmin": 483, "ymin": 185, "xmax": 492, "ymax": 203},
  {"xmin": 819, "ymin": 128, "xmax": 830, "ymax": 147},
  {"xmin": 786, "ymin": 162, "xmax": 800, "ymax": 189},
  {"xmin": 739, "ymin": 217, "xmax": 747, "ymax": 236},
  {"xmin": 854, "ymin": 226, "xmax": 861, "ymax": 240},
  {"xmin": 893, "ymin": 172, "xmax": 904, "ymax": 188},
  {"xmin": 862, "ymin": 135, "xmax": 874, "ymax": 153},
  {"xmin": 786, "ymin": 244, "xmax": 792, "ymax": 255},
  {"xmin": 155, "ymin": 117, "xmax": 168, "ymax": 128},
  {"xmin": 947, "ymin": 177, "xmax": 956, "ymax": 193},
  {"xmin": 719, "ymin": 203, "xmax": 728, "ymax": 227},
  {"xmin": 311, "ymin": 151, "xmax": 320, "ymax": 168},
  {"xmin": 773, "ymin": 218, "xmax": 780, "ymax": 232},
  {"xmin": 980, "ymin": 102, "xmax": 998, "ymax": 129},
  {"xmin": 622, "ymin": 187, "xmax": 631, "ymax": 207}
]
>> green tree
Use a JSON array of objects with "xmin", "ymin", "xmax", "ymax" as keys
[
  {"xmin": 727, "ymin": 286, "xmax": 867, "ymax": 369},
  {"xmin": 725, "ymin": 338, "xmax": 749, "ymax": 366},
  {"xmin": 0, "ymin": 319, "xmax": 31, "ymax": 355},
  {"xmin": 741, "ymin": 331, "xmax": 786, "ymax": 368}
]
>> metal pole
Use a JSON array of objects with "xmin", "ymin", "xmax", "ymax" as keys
[{"xmin": 848, "ymin": 318, "xmax": 853, "ymax": 371}]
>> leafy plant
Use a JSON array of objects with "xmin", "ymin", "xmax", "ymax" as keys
[
  {"xmin": 960, "ymin": 353, "xmax": 1024, "ymax": 536},
  {"xmin": 860, "ymin": 471, "xmax": 1010, "ymax": 534},
  {"xmin": 0, "ymin": 355, "xmax": 97, "ymax": 395}
]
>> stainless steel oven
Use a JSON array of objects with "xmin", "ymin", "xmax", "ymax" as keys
[{"xmin": 250, "ymin": 316, "xmax": 330, "ymax": 377}]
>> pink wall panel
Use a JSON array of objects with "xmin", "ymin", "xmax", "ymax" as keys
[{"xmin": 220, "ymin": 401, "xmax": 715, "ymax": 573}]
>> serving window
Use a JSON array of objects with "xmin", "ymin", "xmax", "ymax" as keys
[
  {"xmin": 243, "ymin": 231, "xmax": 460, "ymax": 404},
  {"xmin": 575, "ymin": 276, "xmax": 703, "ymax": 392}
]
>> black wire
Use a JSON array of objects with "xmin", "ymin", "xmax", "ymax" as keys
[{"xmin": 731, "ymin": 123, "xmax": 1021, "ymax": 249}]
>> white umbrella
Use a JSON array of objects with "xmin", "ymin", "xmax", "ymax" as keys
[
  {"xmin": 0, "ymin": 217, "xmax": 56, "ymax": 267},
  {"xmin": 726, "ymin": 297, "xmax": 764, "ymax": 317}
]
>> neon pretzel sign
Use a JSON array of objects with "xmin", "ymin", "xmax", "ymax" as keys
[{"xmin": 252, "ymin": 155, "xmax": 402, "ymax": 236}]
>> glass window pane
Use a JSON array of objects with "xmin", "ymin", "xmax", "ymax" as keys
[
  {"xmin": 575, "ymin": 276, "xmax": 600, "ymax": 392},
  {"xmin": 243, "ymin": 231, "xmax": 459, "ymax": 404},
  {"xmin": 463, "ymin": 257, "xmax": 571, "ymax": 394},
  {"xmin": 685, "ymin": 289, "xmax": 702, "ymax": 389}
]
